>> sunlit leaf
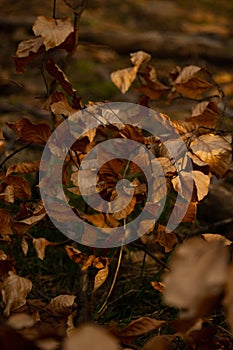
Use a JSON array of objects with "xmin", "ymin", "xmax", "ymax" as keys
[
  {"xmin": 190, "ymin": 134, "xmax": 232, "ymax": 177},
  {"xmin": 130, "ymin": 50, "xmax": 151, "ymax": 67},
  {"xmin": 32, "ymin": 16, "xmax": 73, "ymax": 51},
  {"xmin": 93, "ymin": 265, "xmax": 109, "ymax": 292},
  {"xmin": 2, "ymin": 271, "xmax": 32, "ymax": 317},
  {"xmin": 111, "ymin": 66, "xmax": 138, "ymax": 94}
]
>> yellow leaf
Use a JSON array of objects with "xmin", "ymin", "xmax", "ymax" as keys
[
  {"xmin": 2, "ymin": 272, "xmax": 32, "ymax": 317},
  {"xmin": 32, "ymin": 16, "xmax": 73, "ymax": 51},
  {"xmin": 94, "ymin": 265, "xmax": 109, "ymax": 292}
]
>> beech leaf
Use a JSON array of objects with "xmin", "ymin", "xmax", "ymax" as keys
[
  {"xmin": 32, "ymin": 16, "xmax": 73, "ymax": 51},
  {"xmin": 48, "ymin": 294, "xmax": 76, "ymax": 315},
  {"xmin": 6, "ymin": 160, "xmax": 40, "ymax": 176},
  {"xmin": 33, "ymin": 237, "xmax": 52, "ymax": 260},
  {"xmin": 2, "ymin": 272, "xmax": 32, "ymax": 317},
  {"xmin": 94, "ymin": 265, "xmax": 109, "ymax": 292}
]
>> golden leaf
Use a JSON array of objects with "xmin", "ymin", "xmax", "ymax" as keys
[
  {"xmin": 190, "ymin": 134, "xmax": 232, "ymax": 177},
  {"xmin": 111, "ymin": 66, "xmax": 138, "ymax": 94},
  {"xmin": 32, "ymin": 16, "xmax": 73, "ymax": 51},
  {"xmin": 2, "ymin": 272, "xmax": 32, "ymax": 317},
  {"xmin": 94, "ymin": 265, "xmax": 109, "ymax": 292}
]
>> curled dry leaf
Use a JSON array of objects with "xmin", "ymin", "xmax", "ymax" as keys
[
  {"xmin": 47, "ymin": 294, "xmax": 76, "ymax": 316},
  {"xmin": 94, "ymin": 264, "xmax": 109, "ymax": 292},
  {"xmin": 32, "ymin": 16, "xmax": 73, "ymax": 51},
  {"xmin": 111, "ymin": 66, "xmax": 137, "ymax": 94},
  {"xmin": 33, "ymin": 238, "xmax": 52, "ymax": 260},
  {"xmin": 0, "ymin": 208, "xmax": 13, "ymax": 237},
  {"xmin": 3, "ymin": 175, "xmax": 31, "ymax": 199},
  {"xmin": 163, "ymin": 237, "xmax": 228, "ymax": 319},
  {"xmin": 13, "ymin": 37, "xmax": 44, "ymax": 72},
  {"xmin": 6, "ymin": 118, "xmax": 51, "ymax": 145},
  {"xmin": 190, "ymin": 134, "xmax": 232, "ymax": 178},
  {"xmin": 6, "ymin": 160, "xmax": 40, "ymax": 177},
  {"xmin": 0, "ymin": 185, "xmax": 14, "ymax": 204},
  {"xmin": 2, "ymin": 272, "xmax": 32, "ymax": 317},
  {"xmin": 116, "ymin": 317, "xmax": 165, "ymax": 342}
]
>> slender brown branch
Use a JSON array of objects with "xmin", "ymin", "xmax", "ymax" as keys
[
  {"xmin": 130, "ymin": 242, "xmax": 170, "ymax": 270},
  {"xmin": 0, "ymin": 142, "xmax": 32, "ymax": 168}
]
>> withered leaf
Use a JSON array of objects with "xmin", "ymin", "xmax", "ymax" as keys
[
  {"xmin": 65, "ymin": 245, "xmax": 88, "ymax": 265},
  {"xmin": 117, "ymin": 317, "xmax": 165, "ymax": 341},
  {"xmin": 4, "ymin": 175, "xmax": 31, "ymax": 199},
  {"xmin": 130, "ymin": 50, "xmax": 151, "ymax": 67},
  {"xmin": 163, "ymin": 237, "xmax": 228, "ymax": 319},
  {"xmin": 6, "ymin": 160, "xmax": 40, "ymax": 176},
  {"xmin": 32, "ymin": 16, "xmax": 73, "ymax": 51},
  {"xmin": 151, "ymin": 281, "xmax": 165, "ymax": 293},
  {"xmin": 190, "ymin": 134, "xmax": 232, "ymax": 178},
  {"xmin": 6, "ymin": 118, "xmax": 51, "ymax": 145},
  {"xmin": 7, "ymin": 313, "xmax": 35, "ymax": 330},
  {"xmin": 13, "ymin": 37, "xmax": 44, "ymax": 72},
  {"xmin": 155, "ymin": 224, "xmax": 178, "ymax": 253},
  {"xmin": 2, "ymin": 271, "xmax": 32, "ymax": 317},
  {"xmin": 93, "ymin": 265, "xmax": 109, "ymax": 292},
  {"xmin": 143, "ymin": 334, "xmax": 177, "ymax": 350},
  {"xmin": 47, "ymin": 294, "xmax": 76, "ymax": 315},
  {"xmin": 21, "ymin": 237, "xmax": 29, "ymax": 256},
  {"xmin": 111, "ymin": 66, "xmax": 138, "ymax": 94},
  {"xmin": 0, "ymin": 185, "xmax": 14, "ymax": 204},
  {"xmin": 46, "ymin": 58, "xmax": 76, "ymax": 96},
  {"xmin": 33, "ymin": 237, "xmax": 52, "ymax": 260}
]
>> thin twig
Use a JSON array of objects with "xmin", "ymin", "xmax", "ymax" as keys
[
  {"xmin": 0, "ymin": 142, "xmax": 32, "ymax": 168},
  {"xmin": 96, "ymin": 244, "xmax": 124, "ymax": 319},
  {"xmin": 130, "ymin": 242, "xmax": 169, "ymax": 270}
]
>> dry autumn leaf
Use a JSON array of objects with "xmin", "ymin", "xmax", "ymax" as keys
[
  {"xmin": 4, "ymin": 175, "xmax": 31, "ymax": 199},
  {"xmin": 47, "ymin": 294, "xmax": 76, "ymax": 316},
  {"xmin": 21, "ymin": 237, "xmax": 29, "ymax": 256},
  {"xmin": 111, "ymin": 66, "xmax": 138, "ymax": 94},
  {"xmin": 32, "ymin": 16, "xmax": 73, "ymax": 51},
  {"xmin": 6, "ymin": 160, "xmax": 40, "ymax": 177},
  {"xmin": 143, "ymin": 334, "xmax": 177, "ymax": 350},
  {"xmin": 0, "ymin": 185, "xmax": 14, "ymax": 204},
  {"xmin": 190, "ymin": 134, "xmax": 232, "ymax": 177},
  {"xmin": 163, "ymin": 237, "xmax": 228, "ymax": 319},
  {"xmin": 0, "ymin": 208, "xmax": 13, "ymax": 237},
  {"xmin": 94, "ymin": 265, "xmax": 109, "ymax": 292},
  {"xmin": 6, "ymin": 118, "xmax": 51, "ymax": 145},
  {"xmin": 2, "ymin": 271, "xmax": 32, "ymax": 317},
  {"xmin": 33, "ymin": 237, "xmax": 52, "ymax": 260},
  {"xmin": 13, "ymin": 37, "xmax": 44, "ymax": 72},
  {"xmin": 116, "ymin": 317, "xmax": 165, "ymax": 342}
]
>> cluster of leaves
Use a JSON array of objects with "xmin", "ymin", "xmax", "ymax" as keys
[{"xmin": 0, "ymin": 1, "xmax": 233, "ymax": 349}]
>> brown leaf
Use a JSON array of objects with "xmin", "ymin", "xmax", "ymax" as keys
[
  {"xmin": 32, "ymin": 16, "xmax": 73, "ymax": 51},
  {"xmin": 13, "ymin": 202, "xmax": 46, "ymax": 235},
  {"xmin": 47, "ymin": 294, "xmax": 76, "ymax": 315},
  {"xmin": 21, "ymin": 237, "xmax": 29, "ymax": 256},
  {"xmin": 0, "ymin": 185, "xmax": 14, "ymax": 204},
  {"xmin": 6, "ymin": 160, "xmax": 40, "ymax": 176},
  {"xmin": 190, "ymin": 134, "xmax": 232, "ymax": 178},
  {"xmin": 46, "ymin": 58, "xmax": 76, "ymax": 96},
  {"xmin": 93, "ymin": 265, "xmax": 109, "ymax": 292},
  {"xmin": 117, "ymin": 317, "xmax": 165, "ymax": 342},
  {"xmin": 0, "ymin": 257, "xmax": 15, "ymax": 281},
  {"xmin": 109, "ymin": 190, "xmax": 137, "ymax": 221},
  {"xmin": 63, "ymin": 324, "xmax": 120, "ymax": 350},
  {"xmin": 111, "ymin": 66, "xmax": 138, "ymax": 94},
  {"xmin": 173, "ymin": 65, "xmax": 213, "ymax": 98},
  {"xmin": 192, "ymin": 170, "xmax": 210, "ymax": 201},
  {"xmin": 155, "ymin": 224, "xmax": 178, "ymax": 252},
  {"xmin": 13, "ymin": 37, "xmax": 44, "ymax": 72},
  {"xmin": 6, "ymin": 118, "xmax": 51, "ymax": 145},
  {"xmin": 143, "ymin": 334, "xmax": 177, "ymax": 350},
  {"xmin": 163, "ymin": 237, "xmax": 228, "ymax": 319},
  {"xmin": 4, "ymin": 175, "xmax": 31, "ymax": 199},
  {"xmin": 65, "ymin": 245, "xmax": 88, "ymax": 265},
  {"xmin": 2, "ymin": 271, "xmax": 32, "ymax": 317},
  {"xmin": 32, "ymin": 237, "xmax": 52, "ymax": 260},
  {"xmin": 130, "ymin": 50, "xmax": 151, "ymax": 67},
  {"xmin": 136, "ymin": 65, "xmax": 170, "ymax": 99},
  {"xmin": 0, "ymin": 209, "xmax": 13, "ymax": 237}
]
